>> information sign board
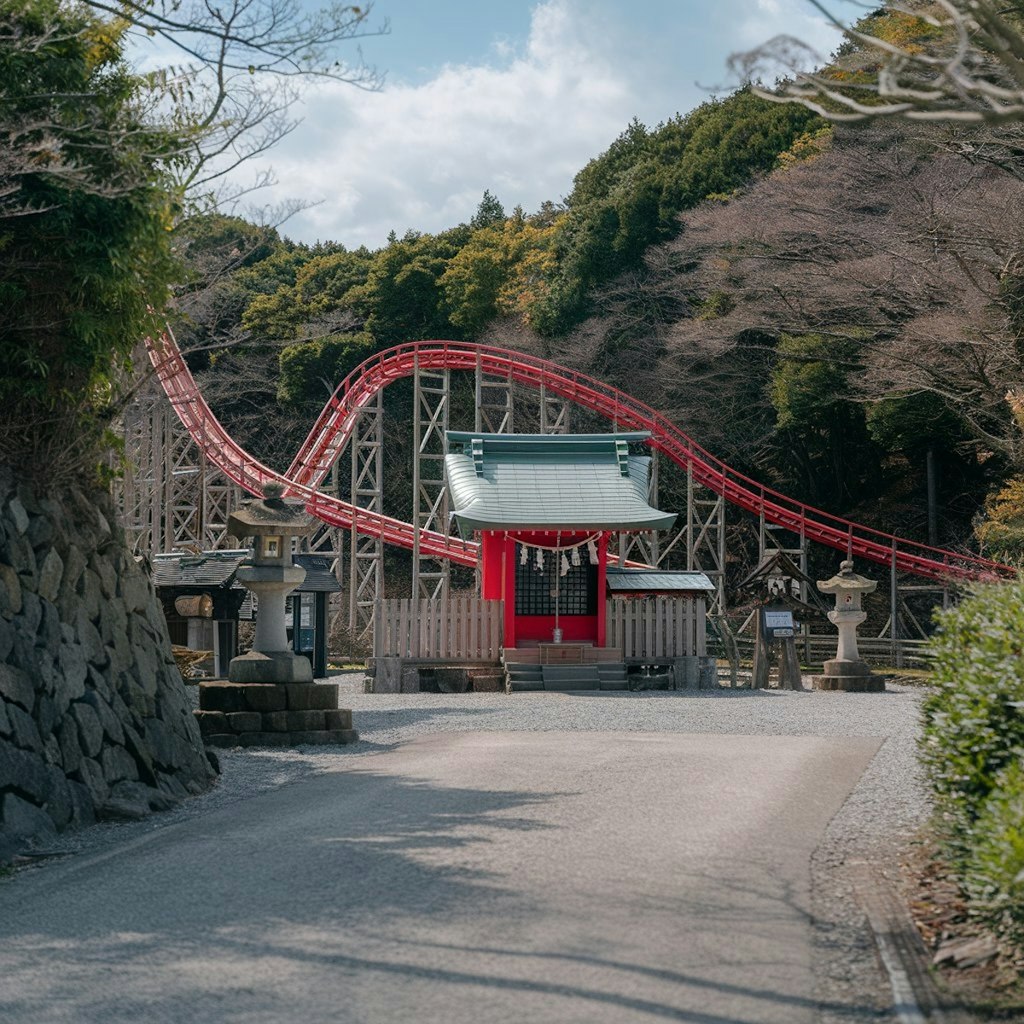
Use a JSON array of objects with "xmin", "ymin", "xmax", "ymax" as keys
[{"xmin": 762, "ymin": 608, "xmax": 795, "ymax": 639}]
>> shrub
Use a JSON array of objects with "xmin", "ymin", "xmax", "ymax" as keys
[
  {"xmin": 920, "ymin": 579, "xmax": 1024, "ymax": 855},
  {"xmin": 963, "ymin": 757, "xmax": 1024, "ymax": 944}
]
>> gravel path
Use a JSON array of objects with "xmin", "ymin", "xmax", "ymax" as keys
[{"xmin": 24, "ymin": 681, "xmax": 929, "ymax": 1022}]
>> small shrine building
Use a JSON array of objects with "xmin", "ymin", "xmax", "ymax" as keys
[{"xmin": 444, "ymin": 432, "xmax": 676, "ymax": 652}]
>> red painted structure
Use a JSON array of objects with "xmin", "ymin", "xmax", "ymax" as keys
[
  {"xmin": 147, "ymin": 332, "xmax": 1016, "ymax": 585},
  {"xmin": 480, "ymin": 531, "xmax": 610, "ymax": 648}
]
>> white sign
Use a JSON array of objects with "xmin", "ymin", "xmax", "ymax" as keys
[{"xmin": 763, "ymin": 610, "xmax": 794, "ymax": 630}]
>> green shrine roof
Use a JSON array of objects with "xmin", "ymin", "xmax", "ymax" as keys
[{"xmin": 444, "ymin": 432, "xmax": 677, "ymax": 538}]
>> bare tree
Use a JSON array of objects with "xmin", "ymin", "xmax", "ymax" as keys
[
  {"xmin": 658, "ymin": 123, "xmax": 1024, "ymax": 464},
  {"xmin": 732, "ymin": 1, "xmax": 1024, "ymax": 124},
  {"xmin": 107, "ymin": 0, "xmax": 385, "ymax": 207},
  {"xmin": 0, "ymin": 2, "xmax": 385, "ymax": 222}
]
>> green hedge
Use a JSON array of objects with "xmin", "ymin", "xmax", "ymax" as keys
[
  {"xmin": 922, "ymin": 579, "xmax": 1024, "ymax": 941},
  {"xmin": 963, "ymin": 758, "xmax": 1024, "ymax": 945}
]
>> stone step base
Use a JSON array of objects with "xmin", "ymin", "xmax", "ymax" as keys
[
  {"xmin": 507, "ymin": 662, "xmax": 632, "ymax": 691},
  {"xmin": 204, "ymin": 729, "xmax": 360, "ymax": 749},
  {"xmin": 812, "ymin": 675, "xmax": 886, "ymax": 692},
  {"xmin": 509, "ymin": 680, "xmax": 545, "ymax": 692},
  {"xmin": 195, "ymin": 707, "xmax": 352, "ymax": 737},
  {"xmin": 199, "ymin": 682, "xmax": 339, "ymax": 714},
  {"xmin": 469, "ymin": 675, "xmax": 504, "ymax": 692}
]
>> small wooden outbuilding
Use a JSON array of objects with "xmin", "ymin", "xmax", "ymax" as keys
[
  {"xmin": 152, "ymin": 550, "xmax": 249, "ymax": 677},
  {"xmin": 152, "ymin": 549, "xmax": 340, "ymax": 679}
]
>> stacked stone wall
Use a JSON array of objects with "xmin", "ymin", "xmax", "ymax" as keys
[{"xmin": 0, "ymin": 468, "xmax": 217, "ymax": 859}]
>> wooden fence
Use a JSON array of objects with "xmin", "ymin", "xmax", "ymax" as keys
[
  {"xmin": 373, "ymin": 597, "xmax": 504, "ymax": 661},
  {"xmin": 728, "ymin": 633, "xmax": 931, "ymax": 669},
  {"xmin": 605, "ymin": 597, "xmax": 706, "ymax": 660},
  {"xmin": 374, "ymin": 596, "xmax": 708, "ymax": 662}
]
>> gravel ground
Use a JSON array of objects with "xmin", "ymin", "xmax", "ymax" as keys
[{"xmin": 28, "ymin": 679, "xmax": 929, "ymax": 1022}]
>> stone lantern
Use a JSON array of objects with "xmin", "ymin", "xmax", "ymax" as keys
[
  {"xmin": 193, "ymin": 485, "xmax": 358, "ymax": 750},
  {"xmin": 812, "ymin": 559, "xmax": 884, "ymax": 692},
  {"xmin": 227, "ymin": 483, "xmax": 315, "ymax": 684}
]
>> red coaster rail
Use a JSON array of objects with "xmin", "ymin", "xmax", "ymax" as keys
[
  {"xmin": 148, "ymin": 333, "xmax": 1015, "ymax": 584},
  {"xmin": 147, "ymin": 333, "xmax": 478, "ymax": 567}
]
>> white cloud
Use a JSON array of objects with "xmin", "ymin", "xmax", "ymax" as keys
[
  {"xmin": 227, "ymin": 0, "xmax": 844, "ymax": 248},
  {"xmin": 731, "ymin": 0, "xmax": 845, "ymax": 59},
  {"xmin": 239, "ymin": 0, "xmax": 637, "ymax": 247}
]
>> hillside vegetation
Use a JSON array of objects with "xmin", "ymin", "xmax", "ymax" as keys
[{"xmin": 173, "ymin": 8, "xmax": 1024, "ymax": 561}]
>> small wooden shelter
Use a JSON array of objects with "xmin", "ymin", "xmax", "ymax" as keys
[
  {"xmin": 152, "ymin": 548, "xmax": 340, "ymax": 679},
  {"xmin": 152, "ymin": 550, "xmax": 248, "ymax": 676}
]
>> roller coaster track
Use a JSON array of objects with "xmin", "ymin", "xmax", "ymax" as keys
[{"xmin": 147, "ymin": 333, "xmax": 1014, "ymax": 584}]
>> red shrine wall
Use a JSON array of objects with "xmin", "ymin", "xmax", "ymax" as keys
[{"xmin": 479, "ymin": 531, "xmax": 609, "ymax": 648}]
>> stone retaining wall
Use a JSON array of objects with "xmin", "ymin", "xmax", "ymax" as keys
[{"xmin": 0, "ymin": 469, "xmax": 217, "ymax": 860}]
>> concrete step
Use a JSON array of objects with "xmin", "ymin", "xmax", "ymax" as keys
[
  {"xmin": 506, "ymin": 664, "xmax": 543, "ymax": 680},
  {"xmin": 542, "ymin": 665, "xmax": 596, "ymax": 680},
  {"xmin": 506, "ymin": 662, "xmax": 631, "ymax": 692},
  {"xmin": 598, "ymin": 663, "xmax": 628, "ymax": 691},
  {"xmin": 541, "ymin": 666, "xmax": 600, "ymax": 691}
]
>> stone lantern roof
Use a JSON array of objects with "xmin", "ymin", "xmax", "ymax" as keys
[
  {"xmin": 817, "ymin": 559, "xmax": 878, "ymax": 595},
  {"xmin": 227, "ymin": 483, "xmax": 314, "ymax": 539}
]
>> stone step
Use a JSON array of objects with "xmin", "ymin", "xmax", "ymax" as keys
[
  {"xmin": 542, "ymin": 665, "xmax": 596, "ymax": 680},
  {"xmin": 470, "ymin": 675, "xmax": 504, "ymax": 693},
  {"xmin": 195, "ymin": 707, "xmax": 352, "ymax": 736},
  {"xmin": 510, "ymin": 680, "xmax": 545, "ymax": 692},
  {"xmin": 503, "ymin": 662, "xmax": 634, "ymax": 692},
  {"xmin": 203, "ymin": 728, "xmax": 359, "ymax": 749},
  {"xmin": 541, "ymin": 666, "xmax": 600, "ymax": 690},
  {"xmin": 199, "ymin": 681, "xmax": 339, "ymax": 713}
]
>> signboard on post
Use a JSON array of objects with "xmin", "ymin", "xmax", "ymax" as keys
[{"xmin": 762, "ymin": 608, "xmax": 795, "ymax": 639}]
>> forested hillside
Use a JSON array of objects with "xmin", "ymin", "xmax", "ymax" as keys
[{"xmin": 173, "ymin": 8, "xmax": 1024, "ymax": 562}]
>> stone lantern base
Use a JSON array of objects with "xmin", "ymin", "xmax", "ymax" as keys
[
  {"xmin": 811, "ymin": 658, "xmax": 885, "ymax": 692},
  {"xmin": 194, "ymin": 681, "xmax": 359, "ymax": 748},
  {"xmin": 228, "ymin": 649, "xmax": 313, "ymax": 685}
]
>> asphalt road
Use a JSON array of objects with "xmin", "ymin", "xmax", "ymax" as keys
[{"xmin": 0, "ymin": 731, "xmax": 882, "ymax": 1024}]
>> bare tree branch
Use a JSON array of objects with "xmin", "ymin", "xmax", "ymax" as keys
[{"xmin": 732, "ymin": 1, "xmax": 1024, "ymax": 125}]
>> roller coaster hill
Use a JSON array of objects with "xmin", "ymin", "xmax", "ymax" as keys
[{"xmin": 127, "ymin": 331, "xmax": 1016, "ymax": 664}]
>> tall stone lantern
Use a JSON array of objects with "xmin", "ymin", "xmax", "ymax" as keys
[
  {"xmin": 194, "ymin": 485, "xmax": 359, "ymax": 749},
  {"xmin": 812, "ymin": 559, "xmax": 884, "ymax": 692},
  {"xmin": 227, "ymin": 483, "xmax": 315, "ymax": 685}
]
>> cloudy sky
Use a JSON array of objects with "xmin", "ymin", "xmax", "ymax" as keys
[{"xmin": 227, "ymin": 0, "xmax": 846, "ymax": 248}]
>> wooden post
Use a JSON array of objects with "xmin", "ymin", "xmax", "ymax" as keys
[
  {"xmin": 778, "ymin": 636, "xmax": 803, "ymax": 690},
  {"xmin": 752, "ymin": 608, "xmax": 770, "ymax": 689},
  {"xmin": 314, "ymin": 592, "xmax": 328, "ymax": 679}
]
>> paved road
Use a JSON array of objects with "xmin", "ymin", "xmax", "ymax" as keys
[{"xmin": 0, "ymin": 732, "xmax": 881, "ymax": 1024}]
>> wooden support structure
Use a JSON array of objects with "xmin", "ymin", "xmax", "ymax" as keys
[
  {"xmin": 412, "ymin": 356, "xmax": 450, "ymax": 600},
  {"xmin": 348, "ymin": 390, "xmax": 383, "ymax": 641}
]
